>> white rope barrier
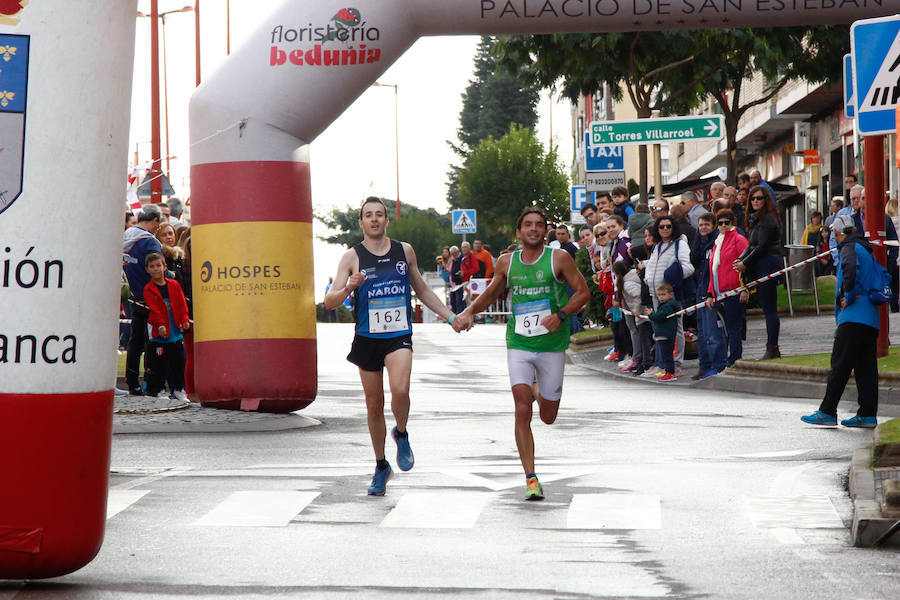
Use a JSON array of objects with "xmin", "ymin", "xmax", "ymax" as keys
[{"xmin": 666, "ymin": 247, "xmax": 833, "ymax": 319}]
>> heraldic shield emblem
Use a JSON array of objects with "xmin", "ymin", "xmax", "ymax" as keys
[{"xmin": 0, "ymin": 34, "xmax": 28, "ymax": 216}]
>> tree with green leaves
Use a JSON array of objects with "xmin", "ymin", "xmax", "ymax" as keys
[
  {"xmin": 456, "ymin": 124, "xmax": 569, "ymax": 239},
  {"xmin": 317, "ymin": 199, "xmax": 457, "ymax": 272},
  {"xmin": 495, "ymin": 27, "xmax": 849, "ymax": 190},
  {"xmin": 695, "ymin": 26, "xmax": 849, "ymax": 181},
  {"xmin": 495, "ymin": 31, "xmax": 711, "ymax": 203},
  {"xmin": 447, "ymin": 36, "xmax": 540, "ymax": 208}
]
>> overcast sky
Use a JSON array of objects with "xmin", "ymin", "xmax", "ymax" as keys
[{"xmin": 130, "ymin": 0, "xmax": 575, "ymax": 300}]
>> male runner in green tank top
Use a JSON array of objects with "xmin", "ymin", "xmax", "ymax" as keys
[{"xmin": 455, "ymin": 207, "xmax": 589, "ymax": 500}]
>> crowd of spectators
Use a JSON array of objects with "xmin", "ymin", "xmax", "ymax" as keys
[
  {"xmin": 120, "ymin": 198, "xmax": 193, "ymax": 401},
  {"xmin": 574, "ymin": 177, "xmax": 788, "ymax": 381}
]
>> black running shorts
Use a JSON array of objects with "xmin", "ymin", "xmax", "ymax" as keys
[{"xmin": 347, "ymin": 334, "xmax": 413, "ymax": 372}]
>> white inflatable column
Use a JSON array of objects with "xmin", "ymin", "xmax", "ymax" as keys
[{"xmin": 0, "ymin": 0, "xmax": 136, "ymax": 579}]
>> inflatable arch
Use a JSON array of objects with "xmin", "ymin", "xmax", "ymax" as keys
[
  {"xmin": 189, "ymin": 0, "xmax": 891, "ymax": 412},
  {"xmin": 0, "ymin": 0, "xmax": 891, "ymax": 580}
]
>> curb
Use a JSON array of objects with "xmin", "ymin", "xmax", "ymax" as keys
[
  {"xmin": 850, "ymin": 445, "xmax": 900, "ymax": 547},
  {"xmin": 569, "ymin": 346, "xmax": 900, "ymax": 406},
  {"xmin": 728, "ymin": 360, "xmax": 900, "ymax": 385}
]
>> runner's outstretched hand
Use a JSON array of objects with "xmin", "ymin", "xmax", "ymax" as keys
[{"xmin": 452, "ymin": 312, "xmax": 474, "ymax": 332}]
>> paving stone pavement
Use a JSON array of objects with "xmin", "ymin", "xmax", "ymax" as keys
[{"xmin": 113, "ymin": 394, "xmax": 320, "ymax": 434}]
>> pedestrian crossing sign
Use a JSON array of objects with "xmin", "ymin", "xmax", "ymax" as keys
[
  {"xmin": 452, "ymin": 209, "xmax": 477, "ymax": 234},
  {"xmin": 851, "ymin": 15, "xmax": 900, "ymax": 135},
  {"xmin": 844, "ymin": 54, "xmax": 855, "ymax": 119}
]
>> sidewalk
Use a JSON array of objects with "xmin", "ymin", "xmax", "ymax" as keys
[
  {"xmin": 569, "ymin": 309, "xmax": 900, "ymax": 547},
  {"xmin": 569, "ymin": 310, "xmax": 900, "ymax": 407}
]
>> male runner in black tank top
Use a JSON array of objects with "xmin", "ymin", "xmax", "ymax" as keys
[{"xmin": 325, "ymin": 197, "xmax": 465, "ymax": 495}]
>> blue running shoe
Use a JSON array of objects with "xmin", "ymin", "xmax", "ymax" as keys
[
  {"xmin": 367, "ymin": 463, "xmax": 393, "ymax": 496},
  {"xmin": 392, "ymin": 426, "xmax": 415, "ymax": 471},
  {"xmin": 800, "ymin": 411, "xmax": 837, "ymax": 427},
  {"xmin": 841, "ymin": 415, "xmax": 877, "ymax": 429},
  {"xmin": 697, "ymin": 370, "xmax": 720, "ymax": 380}
]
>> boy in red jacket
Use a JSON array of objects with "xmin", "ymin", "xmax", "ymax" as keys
[{"xmin": 143, "ymin": 252, "xmax": 191, "ymax": 402}]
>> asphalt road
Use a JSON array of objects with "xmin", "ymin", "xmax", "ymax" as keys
[{"xmin": 3, "ymin": 323, "xmax": 898, "ymax": 599}]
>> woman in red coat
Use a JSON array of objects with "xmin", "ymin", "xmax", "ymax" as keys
[{"xmin": 705, "ymin": 209, "xmax": 749, "ymax": 369}]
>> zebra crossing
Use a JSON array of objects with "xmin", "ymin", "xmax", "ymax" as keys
[
  {"xmin": 105, "ymin": 487, "xmax": 665, "ymax": 530},
  {"xmin": 105, "ymin": 469, "xmax": 848, "ymax": 541}
]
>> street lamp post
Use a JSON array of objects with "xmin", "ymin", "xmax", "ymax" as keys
[
  {"xmin": 149, "ymin": 0, "xmax": 161, "ymax": 202},
  {"xmin": 373, "ymin": 82, "xmax": 400, "ymax": 220},
  {"xmin": 138, "ymin": 4, "xmax": 194, "ymax": 199},
  {"xmin": 194, "ymin": 0, "xmax": 201, "ymax": 86}
]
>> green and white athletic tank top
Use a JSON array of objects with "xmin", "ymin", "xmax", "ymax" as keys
[{"xmin": 506, "ymin": 247, "xmax": 571, "ymax": 353}]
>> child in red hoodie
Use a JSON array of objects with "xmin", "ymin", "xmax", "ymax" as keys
[{"xmin": 143, "ymin": 252, "xmax": 191, "ymax": 402}]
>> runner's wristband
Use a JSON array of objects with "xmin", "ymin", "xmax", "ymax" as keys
[{"xmin": 448, "ymin": 314, "xmax": 456, "ymax": 325}]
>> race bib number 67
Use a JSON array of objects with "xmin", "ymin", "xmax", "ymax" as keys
[
  {"xmin": 514, "ymin": 299, "xmax": 551, "ymax": 337},
  {"xmin": 368, "ymin": 296, "xmax": 409, "ymax": 334}
]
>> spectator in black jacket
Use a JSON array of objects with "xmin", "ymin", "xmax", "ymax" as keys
[
  {"xmin": 691, "ymin": 213, "xmax": 719, "ymax": 379},
  {"xmin": 734, "ymin": 186, "xmax": 783, "ymax": 360}
]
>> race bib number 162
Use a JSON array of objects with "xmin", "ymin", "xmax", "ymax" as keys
[{"xmin": 368, "ymin": 296, "xmax": 409, "ymax": 334}]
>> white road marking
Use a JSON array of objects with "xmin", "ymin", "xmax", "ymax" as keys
[
  {"xmin": 194, "ymin": 491, "xmax": 319, "ymax": 527},
  {"xmin": 379, "ymin": 491, "xmax": 494, "ymax": 528},
  {"xmin": 566, "ymin": 494, "xmax": 662, "ymax": 529},
  {"xmin": 746, "ymin": 496, "xmax": 844, "ymax": 530},
  {"xmin": 727, "ymin": 449, "xmax": 812, "ymax": 459},
  {"xmin": 106, "ymin": 489, "xmax": 150, "ymax": 519},
  {"xmin": 110, "ymin": 466, "xmax": 193, "ymax": 490}
]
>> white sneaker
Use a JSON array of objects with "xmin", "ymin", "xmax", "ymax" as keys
[
  {"xmin": 156, "ymin": 390, "xmax": 170, "ymax": 399},
  {"xmin": 639, "ymin": 368, "xmax": 661, "ymax": 379},
  {"xmin": 114, "ymin": 388, "xmax": 129, "ymax": 397},
  {"xmin": 618, "ymin": 357, "xmax": 635, "ymax": 372},
  {"xmin": 172, "ymin": 390, "xmax": 189, "ymax": 403}
]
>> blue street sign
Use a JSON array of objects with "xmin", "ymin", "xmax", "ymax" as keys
[
  {"xmin": 571, "ymin": 186, "xmax": 587, "ymax": 213},
  {"xmin": 851, "ymin": 15, "xmax": 900, "ymax": 135},
  {"xmin": 451, "ymin": 209, "xmax": 476, "ymax": 234},
  {"xmin": 584, "ymin": 133, "xmax": 624, "ymax": 171},
  {"xmin": 844, "ymin": 53, "xmax": 855, "ymax": 118}
]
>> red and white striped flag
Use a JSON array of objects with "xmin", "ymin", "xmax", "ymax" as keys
[{"xmin": 126, "ymin": 161, "xmax": 152, "ymax": 212}]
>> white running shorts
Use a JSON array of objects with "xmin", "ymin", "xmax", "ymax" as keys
[{"xmin": 507, "ymin": 349, "xmax": 566, "ymax": 401}]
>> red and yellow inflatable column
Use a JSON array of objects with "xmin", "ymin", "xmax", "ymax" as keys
[{"xmin": 190, "ymin": 155, "xmax": 316, "ymax": 412}]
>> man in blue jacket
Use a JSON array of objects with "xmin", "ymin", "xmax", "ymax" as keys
[
  {"xmin": 123, "ymin": 204, "xmax": 163, "ymax": 396},
  {"xmin": 801, "ymin": 214, "xmax": 880, "ymax": 428}
]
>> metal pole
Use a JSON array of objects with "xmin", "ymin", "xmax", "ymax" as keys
[
  {"xmin": 653, "ymin": 143, "xmax": 663, "ymax": 203},
  {"xmin": 394, "ymin": 83, "xmax": 400, "ymax": 220},
  {"xmin": 162, "ymin": 13, "xmax": 171, "ymax": 179},
  {"xmin": 195, "ymin": 0, "xmax": 201, "ymax": 86},
  {"xmin": 863, "ymin": 134, "xmax": 889, "ymax": 358},
  {"xmin": 150, "ymin": 0, "xmax": 162, "ymax": 202}
]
